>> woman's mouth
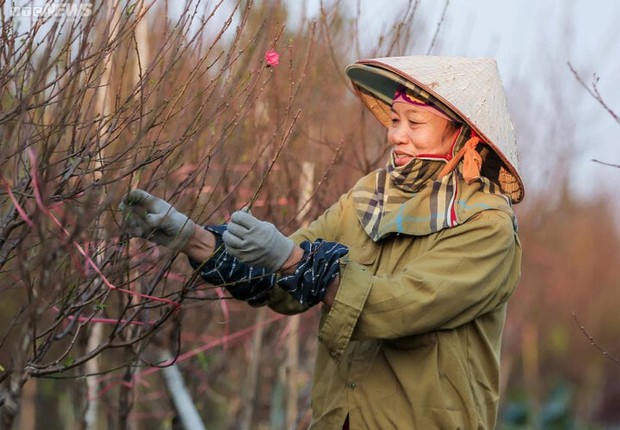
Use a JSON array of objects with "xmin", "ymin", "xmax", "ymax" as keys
[{"xmin": 393, "ymin": 151, "xmax": 414, "ymax": 166}]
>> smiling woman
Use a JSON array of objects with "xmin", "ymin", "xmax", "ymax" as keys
[
  {"xmin": 120, "ymin": 55, "xmax": 524, "ymax": 429},
  {"xmin": 388, "ymin": 86, "xmax": 461, "ymax": 164}
]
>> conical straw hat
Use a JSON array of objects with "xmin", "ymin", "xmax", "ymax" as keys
[{"xmin": 346, "ymin": 56, "xmax": 524, "ymax": 203}]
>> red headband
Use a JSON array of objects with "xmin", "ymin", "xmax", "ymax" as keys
[{"xmin": 392, "ymin": 86, "xmax": 453, "ymax": 121}]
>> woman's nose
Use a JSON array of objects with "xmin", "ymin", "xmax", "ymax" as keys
[{"xmin": 389, "ymin": 124, "xmax": 408, "ymax": 145}]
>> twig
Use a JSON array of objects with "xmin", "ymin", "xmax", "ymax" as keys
[
  {"xmin": 427, "ymin": 0, "xmax": 450, "ymax": 55},
  {"xmin": 573, "ymin": 312, "xmax": 620, "ymax": 364},
  {"xmin": 567, "ymin": 62, "xmax": 620, "ymax": 125},
  {"xmin": 592, "ymin": 159, "xmax": 620, "ymax": 169},
  {"xmin": 247, "ymin": 109, "xmax": 302, "ymax": 210}
]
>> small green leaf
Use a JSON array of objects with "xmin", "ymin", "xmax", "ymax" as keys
[
  {"xmin": 0, "ymin": 364, "xmax": 5, "ymax": 372},
  {"xmin": 126, "ymin": 3, "xmax": 136, "ymax": 16},
  {"xmin": 63, "ymin": 356, "xmax": 75, "ymax": 367}
]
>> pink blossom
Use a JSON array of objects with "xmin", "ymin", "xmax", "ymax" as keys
[{"xmin": 265, "ymin": 49, "xmax": 279, "ymax": 67}]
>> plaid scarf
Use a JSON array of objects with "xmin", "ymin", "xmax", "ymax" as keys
[{"xmin": 353, "ymin": 129, "xmax": 511, "ymax": 242}]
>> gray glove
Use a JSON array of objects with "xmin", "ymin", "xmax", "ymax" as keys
[
  {"xmin": 119, "ymin": 189, "xmax": 196, "ymax": 251},
  {"xmin": 222, "ymin": 210, "xmax": 294, "ymax": 272}
]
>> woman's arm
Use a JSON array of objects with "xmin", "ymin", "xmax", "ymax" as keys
[
  {"xmin": 180, "ymin": 224, "xmax": 217, "ymax": 261},
  {"xmin": 280, "ymin": 246, "xmax": 340, "ymax": 307}
]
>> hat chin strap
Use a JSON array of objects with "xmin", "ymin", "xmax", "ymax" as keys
[{"xmin": 438, "ymin": 135, "xmax": 482, "ymax": 183}]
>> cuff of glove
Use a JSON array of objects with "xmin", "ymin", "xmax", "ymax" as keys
[
  {"xmin": 272, "ymin": 236, "xmax": 295, "ymax": 272},
  {"xmin": 276, "ymin": 239, "xmax": 349, "ymax": 306},
  {"xmin": 188, "ymin": 225, "xmax": 276, "ymax": 305}
]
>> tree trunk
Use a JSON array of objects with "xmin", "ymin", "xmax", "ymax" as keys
[
  {"xmin": 19, "ymin": 378, "xmax": 36, "ymax": 430},
  {"xmin": 160, "ymin": 350, "xmax": 206, "ymax": 430},
  {"xmin": 286, "ymin": 160, "xmax": 314, "ymax": 429},
  {"xmin": 240, "ymin": 307, "xmax": 267, "ymax": 430},
  {"xmin": 84, "ymin": 323, "xmax": 103, "ymax": 430},
  {"xmin": 285, "ymin": 316, "xmax": 300, "ymax": 430}
]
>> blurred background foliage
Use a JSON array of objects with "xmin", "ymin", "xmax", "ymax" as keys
[{"xmin": 1, "ymin": 0, "xmax": 619, "ymax": 429}]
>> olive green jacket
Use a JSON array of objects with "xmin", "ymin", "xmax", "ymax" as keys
[{"xmin": 267, "ymin": 171, "xmax": 522, "ymax": 429}]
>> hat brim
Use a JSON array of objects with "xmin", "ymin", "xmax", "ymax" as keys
[
  {"xmin": 346, "ymin": 61, "xmax": 524, "ymax": 204},
  {"xmin": 346, "ymin": 64, "xmax": 461, "ymax": 125}
]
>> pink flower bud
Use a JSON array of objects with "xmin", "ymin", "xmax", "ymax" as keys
[{"xmin": 265, "ymin": 49, "xmax": 279, "ymax": 67}]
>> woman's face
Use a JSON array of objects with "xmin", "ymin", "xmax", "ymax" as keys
[{"xmin": 387, "ymin": 102, "xmax": 460, "ymax": 167}]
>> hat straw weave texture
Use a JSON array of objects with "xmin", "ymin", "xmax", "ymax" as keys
[{"xmin": 346, "ymin": 56, "xmax": 524, "ymax": 203}]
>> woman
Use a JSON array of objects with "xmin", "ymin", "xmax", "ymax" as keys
[{"xmin": 120, "ymin": 56, "xmax": 523, "ymax": 429}]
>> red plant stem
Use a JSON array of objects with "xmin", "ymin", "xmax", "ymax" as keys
[
  {"xmin": 0, "ymin": 174, "xmax": 34, "ymax": 227},
  {"xmin": 91, "ymin": 313, "xmax": 285, "ymax": 400},
  {"xmin": 25, "ymin": 148, "xmax": 179, "ymax": 307},
  {"xmin": 51, "ymin": 306, "xmax": 155, "ymax": 327}
]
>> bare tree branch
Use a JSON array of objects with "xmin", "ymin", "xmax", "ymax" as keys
[
  {"xmin": 568, "ymin": 61, "xmax": 620, "ymax": 125},
  {"xmin": 573, "ymin": 312, "xmax": 620, "ymax": 364}
]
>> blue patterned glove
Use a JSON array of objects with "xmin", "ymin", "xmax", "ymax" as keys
[
  {"xmin": 277, "ymin": 240, "xmax": 349, "ymax": 306},
  {"xmin": 189, "ymin": 225, "xmax": 276, "ymax": 305}
]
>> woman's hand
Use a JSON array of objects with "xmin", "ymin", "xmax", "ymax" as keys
[
  {"xmin": 222, "ymin": 210, "xmax": 295, "ymax": 272},
  {"xmin": 119, "ymin": 189, "xmax": 197, "ymax": 252}
]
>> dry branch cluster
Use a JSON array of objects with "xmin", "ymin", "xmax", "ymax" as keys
[{"xmin": 0, "ymin": 1, "xmax": 422, "ymax": 428}]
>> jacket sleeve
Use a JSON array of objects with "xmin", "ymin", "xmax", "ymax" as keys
[{"xmin": 318, "ymin": 209, "xmax": 521, "ymax": 362}]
